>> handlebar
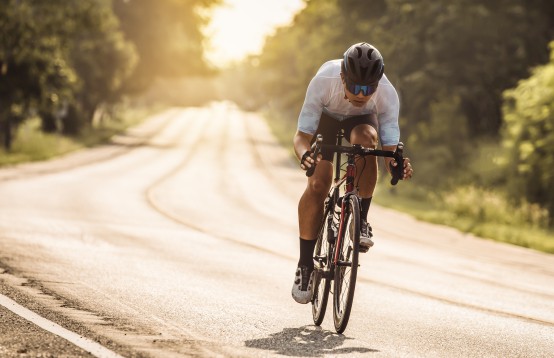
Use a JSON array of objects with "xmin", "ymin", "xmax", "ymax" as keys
[{"xmin": 306, "ymin": 134, "xmax": 405, "ymax": 186}]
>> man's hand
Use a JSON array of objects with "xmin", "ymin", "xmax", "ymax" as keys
[
  {"xmin": 299, "ymin": 150, "xmax": 321, "ymax": 171},
  {"xmin": 389, "ymin": 157, "xmax": 413, "ymax": 180}
]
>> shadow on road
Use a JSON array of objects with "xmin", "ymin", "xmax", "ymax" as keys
[{"xmin": 244, "ymin": 325, "xmax": 377, "ymax": 357}]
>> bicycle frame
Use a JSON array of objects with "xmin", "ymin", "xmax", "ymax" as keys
[
  {"xmin": 313, "ymin": 129, "xmax": 405, "ymax": 267},
  {"xmin": 310, "ymin": 131, "xmax": 405, "ymax": 332}
]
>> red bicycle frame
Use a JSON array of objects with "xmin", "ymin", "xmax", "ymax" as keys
[
  {"xmin": 307, "ymin": 130, "xmax": 404, "ymax": 266},
  {"xmin": 333, "ymin": 158, "xmax": 357, "ymax": 264}
]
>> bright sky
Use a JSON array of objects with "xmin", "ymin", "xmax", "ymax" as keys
[{"xmin": 205, "ymin": 0, "xmax": 305, "ymax": 67}]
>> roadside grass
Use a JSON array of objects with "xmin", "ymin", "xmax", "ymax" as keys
[
  {"xmin": 0, "ymin": 105, "xmax": 155, "ymax": 167},
  {"xmin": 374, "ymin": 183, "xmax": 554, "ymax": 254},
  {"xmin": 261, "ymin": 111, "xmax": 554, "ymax": 254},
  {"xmin": 0, "ymin": 125, "xmax": 81, "ymax": 166}
]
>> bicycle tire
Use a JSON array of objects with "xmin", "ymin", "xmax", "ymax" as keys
[
  {"xmin": 311, "ymin": 196, "xmax": 334, "ymax": 325},
  {"xmin": 333, "ymin": 196, "xmax": 360, "ymax": 333}
]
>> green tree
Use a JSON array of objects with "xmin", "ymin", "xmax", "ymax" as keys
[
  {"xmin": 60, "ymin": 0, "xmax": 137, "ymax": 135},
  {"xmin": 0, "ymin": 0, "xmax": 76, "ymax": 150},
  {"xmin": 1, "ymin": 0, "xmax": 220, "ymax": 149},
  {"xmin": 502, "ymin": 41, "xmax": 554, "ymax": 220},
  {"xmin": 401, "ymin": 0, "xmax": 553, "ymax": 137},
  {"xmin": 0, "ymin": 0, "xmax": 138, "ymax": 143}
]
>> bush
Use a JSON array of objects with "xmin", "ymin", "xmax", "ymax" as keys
[
  {"xmin": 441, "ymin": 186, "xmax": 550, "ymax": 229},
  {"xmin": 502, "ymin": 41, "xmax": 554, "ymax": 222}
]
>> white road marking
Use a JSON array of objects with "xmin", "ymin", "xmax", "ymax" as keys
[{"xmin": 0, "ymin": 293, "xmax": 124, "ymax": 358}]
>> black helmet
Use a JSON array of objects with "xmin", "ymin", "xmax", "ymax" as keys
[{"xmin": 341, "ymin": 42, "xmax": 384, "ymax": 85}]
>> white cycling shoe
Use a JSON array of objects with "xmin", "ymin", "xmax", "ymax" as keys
[
  {"xmin": 291, "ymin": 265, "xmax": 314, "ymax": 304},
  {"xmin": 359, "ymin": 220, "xmax": 374, "ymax": 253}
]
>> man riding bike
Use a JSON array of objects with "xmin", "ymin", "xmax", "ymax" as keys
[{"xmin": 292, "ymin": 42, "xmax": 414, "ymax": 304}]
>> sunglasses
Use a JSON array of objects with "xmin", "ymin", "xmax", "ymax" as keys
[{"xmin": 345, "ymin": 79, "xmax": 377, "ymax": 96}]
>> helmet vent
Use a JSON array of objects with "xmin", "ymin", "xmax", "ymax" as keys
[{"xmin": 367, "ymin": 49, "xmax": 374, "ymax": 59}]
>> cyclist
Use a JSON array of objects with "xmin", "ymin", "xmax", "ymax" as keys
[{"xmin": 292, "ymin": 42, "xmax": 413, "ymax": 304}]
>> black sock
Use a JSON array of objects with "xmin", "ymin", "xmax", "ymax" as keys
[
  {"xmin": 298, "ymin": 237, "xmax": 316, "ymax": 269},
  {"xmin": 361, "ymin": 197, "xmax": 372, "ymax": 221}
]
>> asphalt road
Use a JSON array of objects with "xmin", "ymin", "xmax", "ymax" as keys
[{"xmin": 0, "ymin": 102, "xmax": 553, "ymax": 357}]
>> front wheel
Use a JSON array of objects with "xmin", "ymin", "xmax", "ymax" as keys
[
  {"xmin": 333, "ymin": 196, "xmax": 360, "ymax": 333},
  {"xmin": 311, "ymin": 198, "xmax": 334, "ymax": 325}
]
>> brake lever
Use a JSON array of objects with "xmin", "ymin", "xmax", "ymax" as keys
[
  {"xmin": 390, "ymin": 142, "xmax": 404, "ymax": 186},
  {"xmin": 306, "ymin": 134, "xmax": 323, "ymax": 177}
]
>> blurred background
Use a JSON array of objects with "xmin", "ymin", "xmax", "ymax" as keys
[{"xmin": 1, "ymin": 0, "xmax": 553, "ymax": 252}]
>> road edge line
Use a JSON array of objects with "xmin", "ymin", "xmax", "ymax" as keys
[{"xmin": 0, "ymin": 293, "xmax": 124, "ymax": 358}]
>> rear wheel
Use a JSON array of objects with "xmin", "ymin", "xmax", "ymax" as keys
[
  {"xmin": 333, "ymin": 196, "xmax": 360, "ymax": 333},
  {"xmin": 311, "ymin": 197, "xmax": 335, "ymax": 325}
]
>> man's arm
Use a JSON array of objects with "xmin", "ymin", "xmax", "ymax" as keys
[{"xmin": 293, "ymin": 130, "xmax": 316, "ymax": 170}]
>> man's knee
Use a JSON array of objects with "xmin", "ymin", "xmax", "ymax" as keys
[
  {"xmin": 350, "ymin": 125, "xmax": 378, "ymax": 148},
  {"xmin": 307, "ymin": 175, "xmax": 331, "ymax": 198}
]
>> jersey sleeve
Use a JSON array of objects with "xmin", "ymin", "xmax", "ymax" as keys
[
  {"xmin": 297, "ymin": 75, "xmax": 327, "ymax": 135},
  {"xmin": 377, "ymin": 84, "xmax": 400, "ymax": 146}
]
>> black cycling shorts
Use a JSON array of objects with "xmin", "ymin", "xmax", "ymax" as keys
[{"xmin": 311, "ymin": 112, "xmax": 378, "ymax": 161}]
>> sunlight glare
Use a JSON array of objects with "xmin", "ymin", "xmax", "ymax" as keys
[{"xmin": 205, "ymin": 0, "xmax": 305, "ymax": 67}]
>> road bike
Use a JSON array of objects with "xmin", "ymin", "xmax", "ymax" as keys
[{"xmin": 306, "ymin": 131, "xmax": 405, "ymax": 333}]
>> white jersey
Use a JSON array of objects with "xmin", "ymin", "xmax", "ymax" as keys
[{"xmin": 297, "ymin": 59, "xmax": 400, "ymax": 146}]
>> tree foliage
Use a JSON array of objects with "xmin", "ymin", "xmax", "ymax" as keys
[
  {"xmin": 0, "ymin": 0, "xmax": 218, "ymax": 150},
  {"xmin": 0, "ymin": 0, "xmax": 78, "ymax": 148},
  {"xmin": 60, "ymin": 0, "xmax": 138, "ymax": 135},
  {"xmin": 502, "ymin": 42, "xmax": 554, "ymax": 218},
  {"xmin": 378, "ymin": 0, "xmax": 554, "ymax": 137}
]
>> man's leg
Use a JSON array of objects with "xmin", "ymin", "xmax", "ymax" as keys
[
  {"xmin": 349, "ymin": 123, "xmax": 379, "ymax": 198},
  {"xmin": 292, "ymin": 160, "xmax": 333, "ymax": 304},
  {"xmin": 298, "ymin": 160, "xmax": 333, "ymax": 241},
  {"xmin": 349, "ymin": 123, "xmax": 379, "ymax": 251}
]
